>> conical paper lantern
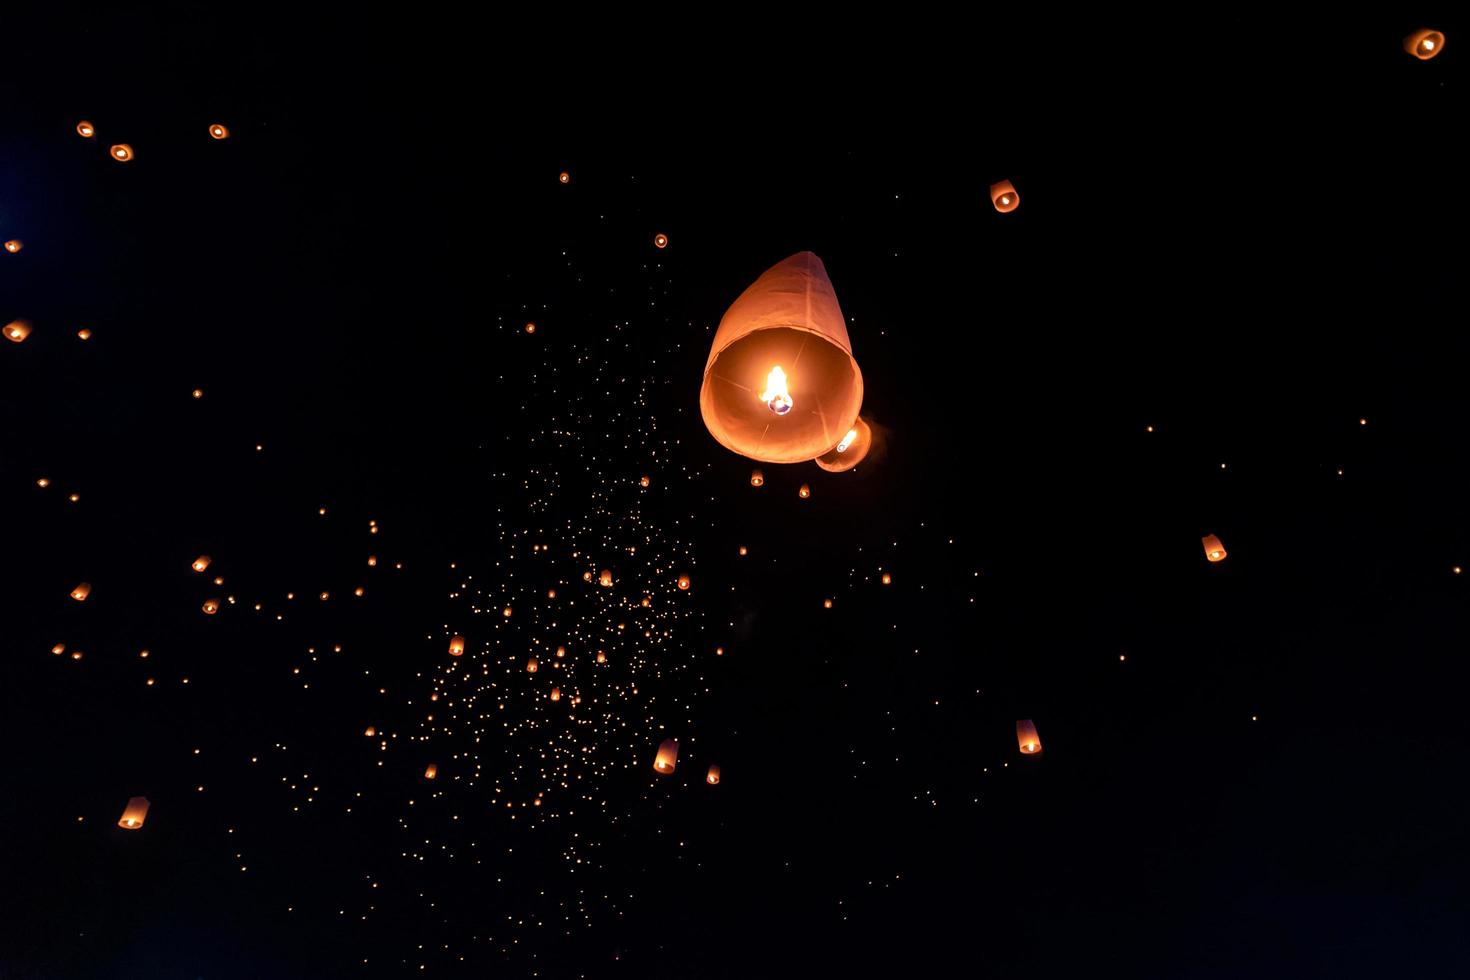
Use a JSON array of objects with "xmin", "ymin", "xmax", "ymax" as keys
[
  {"xmin": 1202, "ymin": 534, "xmax": 1226, "ymax": 562},
  {"xmin": 653, "ymin": 739, "xmax": 678, "ymax": 774},
  {"xmin": 118, "ymin": 796, "xmax": 150, "ymax": 829},
  {"xmin": 1017, "ymin": 719, "xmax": 1041, "ymax": 755},
  {"xmin": 700, "ymin": 252, "xmax": 863, "ymax": 463}
]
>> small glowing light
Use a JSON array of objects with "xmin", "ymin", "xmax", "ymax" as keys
[
  {"xmin": 1424, "ymin": 40, "xmax": 1435, "ymax": 51},
  {"xmin": 77, "ymin": 121, "xmax": 95, "ymax": 138},
  {"xmin": 1453, "ymin": 566, "xmax": 1462, "ymax": 575},
  {"xmin": 836, "ymin": 428, "xmax": 859, "ymax": 453},
  {"xmin": 71, "ymin": 650, "xmax": 84, "ymax": 661},
  {"xmin": 110, "ymin": 143, "xmax": 134, "ymax": 161},
  {"xmin": 70, "ymin": 583, "xmax": 91, "ymax": 602},
  {"xmin": 558, "ymin": 172, "xmax": 570, "ymax": 184},
  {"xmin": 192, "ymin": 389, "xmax": 203, "ymax": 399},
  {"xmin": 798, "ymin": 484, "xmax": 810, "ymax": 499},
  {"xmin": 750, "ymin": 469, "xmax": 764, "ymax": 487},
  {"xmin": 823, "ymin": 598, "xmax": 833, "ymax": 609},
  {"xmin": 52, "ymin": 643, "xmax": 66, "ymax": 656},
  {"xmin": 654, "ymin": 233, "xmax": 668, "ymax": 248},
  {"xmin": 209, "ymin": 123, "xmax": 230, "ymax": 139},
  {"xmin": 525, "ymin": 322, "xmax": 536, "ymax": 334},
  {"xmin": 192, "ymin": 555, "xmax": 211, "ymax": 573},
  {"xmin": 1359, "ymin": 418, "xmax": 1367, "ymax": 426},
  {"xmin": 677, "ymin": 574, "xmax": 691, "ymax": 591},
  {"xmin": 881, "ymin": 573, "xmax": 892, "ymax": 585},
  {"xmin": 760, "ymin": 365, "xmax": 793, "ymax": 415},
  {"xmin": 3, "ymin": 240, "xmax": 20, "ymax": 253},
  {"xmin": 36, "ymin": 478, "xmax": 49, "ymax": 488},
  {"xmin": 202, "ymin": 599, "xmax": 220, "ymax": 615},
  {"xmin": 5, "ymin": 320, "xmax": 32, "ymax": 342},
  {"xmin": 77, "ymin": 329, "xmax": 92, "ymax": 340}
]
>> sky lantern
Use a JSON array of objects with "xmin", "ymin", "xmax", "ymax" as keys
[
  {"xmin": 559, "ymin": 171, "xmax": 570, "ymax": 184},
  {"xmin": 990, "ymin": 180, "xmax": 1019, "ymax": 212},
  {"xmin": 77, "ymin": 329, "xmax": 93, "ymax": 340},
  {"xmin": 1202, "ymin": 534, "xmax": 1227, "ymax": 562},
  {"xmin": 706, "ymin": 765, "xmax": 720, "ymax": 785},
  {"xmin": 527, "ymin": 657, "xmax": 538, "ymax": 673},
  {"xmin": 798, "ymin": 484, "xmax": 811, "ymax": 499},
  {"xmin": 599, "ymin": 570, "xmax": 613, "ymax": 587},
  {"xmin": 701, "ymin": 252, "xmax": 864, "ymax": 463},
  {"xmin": 1404, "ymin": 29, "xmax": 1445, "ymax": 60},
  {"xmin": 881, "ymin": 572, "xmax": 892, "ymax": 585},
  {"xmin": 555, "ymin": 645, "xmax": 566, "ymax": 658},
  {"xmin": 824, "ymin": 598, "xmax": 833, "ymax": 608},
  {"xmin": 191, "ymin": 555, "xmax": 211, "ymax": 573},
  {"xmin": 5, "ymin": 320, "xmax": 32, "ymax": 343},
  {"xmin": 71, "ymin": 582, "xmax": 91, "ymax": 601},
  {"xmin": 524, "ymin": 322, "xmax": 536, "ymax": 334},
  {"xmin": 4, "ymin": 240, "xmax": 20, "ymax": 253},
  {"xmin": 365, "ymin": 726, "xmax": 376, "ymax": 737},
  {"xmin": 654, "ymin": 233, "xmax": 668, "ymax": 248},
  {"xmin": 653, "ymin": 739, "xmax": 678, "ymax": 774},
  {"xmin": 449, "ymin": 635, "xmax": 465, "ymax": 657},
  {"xmin": 209, "ymin": 123, "xmax": 230, "ymax": 139},
  {"xmin": 677, "ymin": 574, "xmax": 691, "ymax": 591},
  {"xmin": 202, "ymin": 599, "xmax": 220, "ymax": 614},
  {"xmin": 503, "ymin": 606, "xmax": 513, "ymax": 617},
  {"xmin": 750, "ymin": 469, "xmax": 764, "ymax": 487},
  {"xmin": 640, "ymin": 475, "xmax": 651, "ymax": 487},
  {"xmin": 77, "ymin": 120, "xmax": 95, "ymax": 138},
  {"xmin": 595, "ymin": 650, "xmax": 607, "ymax": 664},
  {"xmin": 52, "ymin": 643, "xmax": 66, "ymax": 656},
  {"xmin": 118, "ymin": 797, "xmax": 150, "ymax": 829},
  {"xmin": 1017, "ymin": 720, "xmax": 1042, "ymax": 755},
  {"xmin": 110, "ymin": 143, "xmax": 134, "ymax": 162},
  {"xmin": 815, "ymin": 417, "xmax": 874, "ymax": 472},
  {"xmin": 424, "ymin": 764, "xmax": 437, "ymax": 780},
  {"xmin": 550, "ymin": 687, "xmax": 561, "ymax": 702}
]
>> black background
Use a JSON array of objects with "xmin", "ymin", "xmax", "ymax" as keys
[{"xmin": 2, "ymin": 8, "xmax": 1467, "ymax": 978}]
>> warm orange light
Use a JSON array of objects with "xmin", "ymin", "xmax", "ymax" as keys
[
  {"xmin": 368, "ymin": 555, "xmax": 377, "ymax": 566},
  {"xmin": 640, "ymin": 596, "xmax": 651, "ymax": 607},
  {"xmin": 738, "ymin": 546, "xmax": 748, "ymax": 556},
  {"xmin": 599, "ymin": 570, "xmax": 613, "ymax": 588},
  {"xmin": 824, "ymin": 598, "xmax": 833, "ymax": 609},
  {"xmin": 653, "ymin": 739, "xmax": 678, "ymax": 774},
  {"xmin": 527, "ymin": 657, "xmax": 538, "ymax": 673},
  {"xmin": 77, "ymin": 120, "xmax": 95, "ymax": 138},
  {"xmin": 555, "ymin": 645, "xmax": 566, "ymax": 658},
  {"xmin": 424, "ymin": 764, "xmax": 437, "ymax": 780},
  {"xmin": 77, "ymin": 329, "xmax": 93, "ymax": 340},
  {"xmin": 525, "ymin": 322, "xmax": 536, "ymax": 334},
  {"xmin": 547, "ymin": 588, "xmax": 556, "ymax": 598},
  {"xmin": 881, "ymin": 573, "xmax": 892, "ymax": 585},
  {"xmin": 815, "ymin": 417, "xmax": 874, "ymax": 473},
  {"xmin": 706, "ymin": 765, "xmax": 721, "ymax": 785},
  {"xmin": 990, "ymin": 180, "xmax": 1019, "ymax": 213},
  {"xmin": 1017, "ymin": 719, "xmax": 1042, "ymax": 755},
  {"xmin": 449, "ymin": 635, "xmax": 465, "ymax": 657},
  {"xmin": 209, "ymin": 123, "xmax": 230, "ymax": 139},
  {"xmin": 640, "ymin": 475, "xmax": 650, "ymax": 487},
  {"xmin": 677, "ymin": 574, "xmax": 691, "ymax": 591},
  {"xmin": 503, "ymin": 606, "xmax": 513, "ymax": 617},
  {"xmin": 715, "ymin": 646, "xmax": 724, "ymax": 656},
  {"xmin": 37, "ymin": 478, "xmax": 49, "ymax": 488},
  {"xmin": 202, "ymin": 599, "xmax": 220, "ymax": 615},
  {"xmin": 1404, "ymin": 29, "xmax": 1445, "ymax": 60},
  {"xmin": 550, "ymin": 687, "xmax": 561, "ymax": 702},
  {"xmin": 558, "ymin": 172, "xmax": 570, "ymax": 184},
  {"xmin": 365, "ymin": 726, "xmax": 376, "ymax": 737},
  {"xmin": 110, "ymin": 143, "xmax": 134, "ymax": 162},
  {"xmin": 71, "ymin": 650, "xmax": 84, "ymax": 661},
  {"xmin": 654, "ymin": 233, "xmax": 668, "ymax": 248},
  {"xmin": 751, "ymin": 469, "xmax": 764, "ymax": 487},
  {"xmin": 5, "ymin": 320, "xmax": 32, "ymax": 343},
  {"xmin": 192, "ymin": 389, "xmax": 203, "ymax": 399},
  {"xmin": 701, "ymin": 252, "xmax": 863, "ymax": 463},
  {"xmin": 798, "ymin": 484, "xmax": 811, "ymax": 499},
  {"xmin": 595, "ymin": 650, "xmax": 607, "ymax": 664},
  {"xmin": 118, "ymin": 796, "xmax": 150, "ymax": 829},
  {"xmin": 192, "ymin": 555, "xmax": 211, "ymax": 573},
  {"xmin": 1202, "ymin": 534, "xmax": 1227, "ymax": 562},
  {"xmin": 52, "ymin": 643, "xmax": 66, "ymax": 656},
  {"xmin": 3, "ymin": 240, "xmax": 20, "ymax": 253},
  {"xmin": 71, "ymin": 582, "xmax": 91, "ymax": 602}
]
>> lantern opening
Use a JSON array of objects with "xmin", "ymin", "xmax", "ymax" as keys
[{"xmin": 760, "ymin": 365, "xmax": 794, "ymax": 415}]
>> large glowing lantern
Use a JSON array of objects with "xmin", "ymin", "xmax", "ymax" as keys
[
  {"xmin": 815, "ymin": 417, "xmax": 873, "ymax": 472},
  {"xmin": 990, "ymin": 180, "xmax": 1019, "ymax": 212},
  {"xmin": 71, "ymin": 582, "xmax": 91, "ymax": 601},
  {"xmin": 118, "ymin": 796, "xmax": 150, "ymax": 829},
  {"xmin": 5, "ymin": 320, "xmax": 32, "ymax": 343},
  {"xmin": 449, "ymin": 635, "xmax": 465, "ymax": 657},
  {"xmin": 653, "ymin": 739, "xmax": 678, "ymax": 774},
  {"xmin": 424, "ymin": 764, "xmax": 437, "ymax": 780},
  {"xmin": 1404, "ymin": 29, "xmax": 1445, "ymax": 60},
  {"xmin": 599, "ymin": 570, "xmax": 614, "ymax": 588},
  {"xmin": 1202, "ymin": 534, "xmax": 1227, "ymax": 562},
  {"xmin": 1017, "ymin": 719, "xmax": 1042, "ymax": 755},
  {"xmin": 191, "ymin": 555, "xmax": 211, "ymax": 573},
  {"xmin": 706, "ymin": 765, "xmax": 720, "ymax": 785},
  {"xmin": 700, "ymin": 252, "xmax": 863, "ymax": 463}
]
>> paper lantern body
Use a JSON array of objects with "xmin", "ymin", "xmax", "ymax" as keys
[
  {"xmin": 209, "ymin": 123, "xmax": 230, "ymax": 139},
  {"xmin": 71, "ymin": 583, "xmax": 91, "ymax": 601},
  {"xmin": 1404, "ymin": 29, "xmax": 1445, "ymax": 60},
  {"xmin": 118, "ymin": 796, "xmax": 150, "ymax": 829},
  {"xmin": 653, "ymin": 739, "xmax": 678, "ymax": 774},
  {"xmin": 110, "ymin": 143, "xmax": 134, "ymax": 161},
  {"xmin": 527, "ymin": 657, "xmax": 538, "ymax": 673},
  {"xmin": 449, "ymin": 635, "xmax": 465, "ymax": 656},
  {"xmin": 192, "ymin": 555, "xmax": 211, "ymax": 572},
  {"xmin": 424, "ymin": 764, "xmax": 437, "ymax": 780},
  {"xmin": 4, "ymin": 240, "xmax": 20, "ymax": 253},
  {"xmin": 1202, "ymin": 534, "xmax": 1227, "ymax": 562},
  {"xmin": 701, "ymin": 252, "xmax": 863, "ymax": 463},
  {"xmin": 750, "ymin": 469, "xmax": 764, "ymax": 487},
  {"xmin": 1017, "ymin": 719, "xmax": 1042, "ymax": 755},
  {"xmin": 77, "ymin": 120, "xmax": 95, "ymax": 137},
  {"xmin": 706, "ymin": 765, "xmax": 720, "ymax": 785},
  {"xmin": 990, "ymin": 180, "xmax": 1019, "ymax": 212},
  {"xmin": 815, "ymin": 417, "xmax": 874, "ymax": 472},
  {"xmin": 5, "ymin": 320, "xmax": 32, "ymax": 342}
]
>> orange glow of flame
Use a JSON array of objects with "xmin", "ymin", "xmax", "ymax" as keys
[
  {"xmin": 835, "ymin": 427, "xmax": 858, "ymax": 453},
  {"xmin": 760, "ymin": 365, "xmax": 793, "ymax": 415}
]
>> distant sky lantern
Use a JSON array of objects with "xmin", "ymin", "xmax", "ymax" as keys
[
  {"xmin": 654, "ymin": 233, "xmax": 668, "ymax": 248},
  {"xmin": 118, "ymin": 797, "xmax": 150, "ymax": 829},
  {"xmin": 677, "ymin": 574, "xmax": 691, "ymax": 591},
  {"xmin": 368, "ymin": 555, "xmax": 377, "ymax": 566},
  {"xmin": 52, "ymin": 643, "xmax": 66, "ymax": 656},
  {"xmin": 547, "ymin": 588, "xmax": 556, "ymax": 598},
  {"xmin": 750, "ymin": 469, "xmax": 764, "ymax": 487},
  {"xmin": 1202, "ymin": 534, "xmax": 1227, "ymax": 562},
  {"xmin": 6, "ymin": 320, "xmax": 32, "ymax": 342},
  {"xmin": 449, "ymin": 635, "xmax": 465, "ymax": 657},
  {"xmin": 559, "ymin": 171, "xmax": 570, "ymax": 184},
  {"xmin": 990, "ymin": 180, "xmax": 1019, "ymax": 213},
  {"xmin": 4, "ymin": 240, "xmax": 20, "ymax": 253},
  {"xmin": 77, "ymin": 120, "xmax": 95, "ymax": 137},
  {"xmin": 550, "ymin": 687, "xmax": 561, "ymax": 702},
  {"xmin": 640, "ymin": 475, "xmax": 650, "ymax": 487},
  {"xmin": 824, "ymin": 598, "xmax": 833, "ymax": 608},
  {"xmin": 599, "ymin": 570, "xmax": 613, "ymax": 587},
  {"xmin": 525, "ymin": 322, "xmax": 536, "ymax": 334},
  {"xmin": 77, "ymin": 329, "xmax": 93, "ymax": 340},
  {"xmin": 110, "ymin": 143, "xmax": 134, "ymax": 162},
  {"xmin": 209, "ymin": 123, "xmax": 230, "ymax": 139},
  {"xmin": 582, "ymin": 571, "xmax": 593, "ymax": 582},
  {"xmin": 365, "ymin": 726, "xmax": 376, "ymax": 737},
  {"xmin": 595, "ymin": 650, "xmax": 607, "ymax": 663},
  {"xmin": 202, "ymin": 599, "xmax": 220, "ymax": 615},
  {"xmin": 701, "ymin": 252, "xmax": 863, "ymax": 463},
  {"xmin": 653, "ymin": 739, "xmax": 678, "ymax": 774},
  {"xmin": 706, "ymin": 765, "xmax": 720, "ymax": 785},
  {"xmin": 527, "ymin": 657, "xmax": 538, "ymax": 673},
  {"xmin": 815, "ymin": 417, "xmax": 874, "ymax": 473},
  {"xmin": 1404, "ymin": 29, "xmax": 1445, "ymax": 60},
  {"xmin": 881, "ymin": 572, "xmax": 892, "ymax": 585},
  {"xmin": 503, "ymin": 606, "xmax": 513, "ymax": 617},
  {"xmin": 556, "ymin": 645, "xmax": 566, "ymax": 658},
  {"xmin": 424, "ymin": 764, "xmax": 437, "ymax": 779},
  {"xmin": 192, "ymin": 555, "xmax": 211, "ymax": 573},
  {"xmin": 1017, "ymin": 720, "xmax": 1042, "ymax": 755},
  {"xmin": 738, "ymin": 546, "xmax": 748, "ymax": 556},
  {"xmin": 71, "ymin": 582, "xmax": 91, "ymax": 601},
  {"xmin": 798, "ymin": 484, "xmax": 811, "ymax": 499}
]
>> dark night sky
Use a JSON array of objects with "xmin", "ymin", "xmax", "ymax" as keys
[{"xmin": 2, "ymin": 9, "xmax": 1467, "ymax": 978}]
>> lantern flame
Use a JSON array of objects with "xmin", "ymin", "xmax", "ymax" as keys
[
  {"xmin": 836, "ymin": 427, "xmax": 858, "ymax": 453},
  {"xmin": 760, "ymin": 365, "xmax": 793, "ymax": 415}
]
